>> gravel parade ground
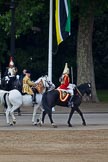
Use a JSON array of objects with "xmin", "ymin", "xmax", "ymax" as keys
[{"xmin": 0, "ymin": 103, "xmax": 108, "ymax": 162}]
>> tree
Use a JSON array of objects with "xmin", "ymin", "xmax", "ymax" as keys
[
  {"xmin": 93, "ymin": 13, "xmax": 108, "ymax": 89},
  {"xmin": 0, "ymin": 0, "xmax": 44, "ymax": 37},
  {"xmin": 75, "ymin": 0, "xmax": 108, "ymax": 102}
]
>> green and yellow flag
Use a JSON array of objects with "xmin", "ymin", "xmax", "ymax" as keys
[{"xmin": 55, "ymin": 0, "xmax": 71, "ymax": 45}]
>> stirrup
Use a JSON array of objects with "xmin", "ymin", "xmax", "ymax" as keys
[
  {"xmin": 71, "ymin": 102, "xmax": 74, "ymax": 108},
  {"xmin": 32, "ymin": 101, "xmax": 37, "ymax": 107},
  {"xmin": 68, "ymin": 101, "xmax": 74, "ymax": 108},
  {"xmin": 68, "ymin": 102, "xmax": 71, "ymax": 107}
]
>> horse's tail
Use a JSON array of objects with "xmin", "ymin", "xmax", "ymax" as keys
[
  {"xmin": 3, "ymin": 93, "xmax": 9, "ymax": 109},
  {"xmin": 42, "ymin": 92, "xmax": 52, "ymax": 114}
]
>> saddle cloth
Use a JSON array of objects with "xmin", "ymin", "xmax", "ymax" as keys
[
  {"xmin": 57, "ymin": 89, "xmax": 70, "ymax": 102},
  {"xmin": 35, "ymin": 79, "xmax": 45, "ymax": 94}
]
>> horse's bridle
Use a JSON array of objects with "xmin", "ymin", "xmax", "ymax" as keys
[
  {"xmin": 76, "ymin": 88, "xmax": 82, "ymax": 97},
  {"xmin": 43, "ymin": 76, "xmax": 51, "ymax": 91}
]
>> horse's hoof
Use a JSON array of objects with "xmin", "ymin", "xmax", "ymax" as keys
[
  {"xmin": 32, "ymin": 122, "xmax": 37, "ymax": 126},
  {"xmin": 37, "ymin": 119, "xmax": 40, "ymax": 123},
  {"xmin": 67, "ymin": 121, "xmax": 72, "ymax": 127},
  {"xmin": 83, "ymin": 122, "xmax": 86, "ymax": 126},
  {"xmin": 39, "ymin": 121, "xmax": 43, "ymax": 127},
  {"xmin": 68, "ymin": 123, "xmax": 72, "ymax": 127},
  {"xmin": 13, "ymin": 120, "xmax": 16, "ymax": 125},
  {"xmin": 7, "ymin": 123, "xmax": 12, "ymax": 126},
  {"xmin": 52, "ymin": 123, "xmax": 57, "ymax": 128},
  {"xmin": 9, "ymin": 123, "xmax": 13, "ymax": 126},
  {"xmin": 37, "ymin": 119, "xmax": 42, "ymax": 125}
]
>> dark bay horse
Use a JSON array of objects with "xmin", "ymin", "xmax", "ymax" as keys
[{"xmin": 42, "ymin": 83, "xmax": 91, "ymax": 127}]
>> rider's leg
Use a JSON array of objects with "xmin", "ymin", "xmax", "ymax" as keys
[
  {"xmin": 68, "ymin": 89, "xmax": 74, "ymax": 107},
  {"xmin": 32, "ymin": 93, "xmax": 37, "ymax": 107},
  {"xmin": 68, "ymin": 95, "xmax": 74, "ymax": 107},
  {"xmin": 32, "ymin": 88, "xmax": 38, "ymax": 104},
  {"xmin": 32, "ymin": 93, "xmax": 35, "ymax": 102},
  {"xmin": 32, "ymin": 94, "xmax": 35, "ymax": 105}
]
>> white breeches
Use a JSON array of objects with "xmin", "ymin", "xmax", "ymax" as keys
[{"xmin": 67, "ymin": 89, "xmax": 74, "ymax": 96}]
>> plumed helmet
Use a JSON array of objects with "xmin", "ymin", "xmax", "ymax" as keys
[
  {"xmin": 9, "ymin": 56, "xmax": 14, "ymax": 66},
  {"xmin": 63, "ymin": 63, "xmax": 69, "ymax": 74}
]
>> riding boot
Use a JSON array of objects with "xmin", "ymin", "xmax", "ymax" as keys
[
  {"xmin": 32, "ymin": 93, "xmax": 37, "ymax": 107},
  {"xmin": 68, "ymin": 95, "xmax": 74, "ymax": 108},
  {"xmin": 32, "ymin": 94, "xmax": 35, "ymax": 107}
]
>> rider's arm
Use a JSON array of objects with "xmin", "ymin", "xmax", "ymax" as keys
[
  {"xmin": 27, "ymin": 79, "xmax": 36, "ymax": 87},
  {"xmin": 62, "ymin": 74, "xmax": 70, "ymax": 87}
]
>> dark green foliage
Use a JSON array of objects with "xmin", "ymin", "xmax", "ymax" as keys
[
  {"xmin": 97, "ymin": 90, "xmax": 108, "ymax": 102},
  {"xmin": 0, "ymin": 0, "xmax": 45, "ymax": 37},
  {"xmin": 93, "ymin": 13, "xmax": 108, "ymax": 89}
]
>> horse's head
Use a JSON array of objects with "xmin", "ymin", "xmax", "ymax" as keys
[
  {"xmin": 35, "ymin": 75, "xmax": 55, "ymax": 93},
  {"xmin": 41, "ymin": 75, "xmax": 48, "ymax": 88},
  {"xmin": 77, "ymin": 83, "xmax": 92, "ymax": 97},
  {"xmin": 85, "ymin": 83, "xmax": 91, "ymax": 96},
  {"xmin": 82, "ymin": 83, "xmax": 92, "ymax": 97},
  {"xmin": 39, "ymin": 75, "xmax": 55, "ymax": 91}
]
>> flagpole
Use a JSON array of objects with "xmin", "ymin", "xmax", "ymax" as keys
[
  {"xmin": 71, "ymin": 66, "xmax": 73, "ymax": 84},
  {"xmin": 48, "ymin": 0, "xmax": 53, "ymax": 81},
  {"xmin": 10, "ymin": 0, "xmax": 15, "ymax": 58}
]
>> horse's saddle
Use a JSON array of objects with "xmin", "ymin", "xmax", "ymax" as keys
[{"xmin": 57, "ymin": 89, "xmax": 70, "ymax": 102}]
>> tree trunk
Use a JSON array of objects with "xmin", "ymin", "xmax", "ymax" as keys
[{"xmin": 77, "ymin": 1, "xmax": 99, "ymax": 102}]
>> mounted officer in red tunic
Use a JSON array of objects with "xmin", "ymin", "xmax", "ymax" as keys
[
  {"xmin": 58, "ymin": 63, "xmax": 76, "ymax": 107},
  {"xmin": 58, "ymin": 63, "xmax": 70, "ymax": 90}
]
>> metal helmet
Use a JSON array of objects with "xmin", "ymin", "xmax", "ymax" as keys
[{"xmin": 63, "ymin": 63, "xmax": 69, "ymax": 74}]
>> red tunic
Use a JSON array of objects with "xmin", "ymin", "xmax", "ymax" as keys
[{"xmin": 58, "ymin": 74, "xmax": 70, "ymax": 90}]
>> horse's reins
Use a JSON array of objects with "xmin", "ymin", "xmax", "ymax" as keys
[
  {"xmin": 76, "ymin": 88, "xmax": 82, "ymax": 97},
  {"xmin": 44, "ymin": 77, "xmax": 49, "ymax": 91}
]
